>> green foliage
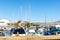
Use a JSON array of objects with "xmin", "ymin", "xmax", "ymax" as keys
[
  {"xmin": 31, "ymin": 23, "xmax": 40, "ymax": 26},
  {"xmin": 25, "ymin": 22, "xmax": 40, "ymax": 28},
  {"xmin": 25, "ymin": 22, "xmax": 31, "ymax": 28}
]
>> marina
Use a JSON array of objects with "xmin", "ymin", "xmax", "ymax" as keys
[{"xmin": 0, "ymin": 0, "xmax": 60, "ymax": 40}]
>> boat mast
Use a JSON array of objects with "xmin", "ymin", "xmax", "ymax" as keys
[
  {"xmin": 45, "ymin": 15, "xmax": 47, "ymax": 26},
  {"xmin": 20, "ymin": 5, "xmax": 23, "ymax": 21},
  {"xmin": 28, "ymin": 0, "xmax": 31, "ymax": 27}
]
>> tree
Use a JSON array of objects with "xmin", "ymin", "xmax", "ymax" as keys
[
  {"xmin": 25, "ymin": 22, "xmax": 31, "ymax": 28},
  {"xmin": 32, "ymin": 23, "xmax": 40, "ymax": 26},
  {"xmin": 15, "ymin": 20, "xmax": 22, "ymax": 28},
  {"xmin": 25, "ymin": 22, "xmax": 40, "ymax": 28}
]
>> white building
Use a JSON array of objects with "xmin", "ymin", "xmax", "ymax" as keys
[{"xmin": 0, "ymin": 19, "xmax": 10, "ymax": 27}]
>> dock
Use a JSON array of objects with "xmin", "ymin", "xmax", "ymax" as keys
[{"xmin": 0, "ymin": 35, "xmax": 60, "ymax": 40}]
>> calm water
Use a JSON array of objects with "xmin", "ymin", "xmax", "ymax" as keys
[{"xmin": 4, "ymin": 30, "xmax": 11, "ymax": 36}]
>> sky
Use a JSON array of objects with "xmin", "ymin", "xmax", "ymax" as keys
[{"xmin": 0, "ymin": 0, "xmax": 60, "ymax": 22}]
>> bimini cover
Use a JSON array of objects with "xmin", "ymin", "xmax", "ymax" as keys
[{"xmin": 13, "ymin": 27, "xmax": 25, "ymax": 34}]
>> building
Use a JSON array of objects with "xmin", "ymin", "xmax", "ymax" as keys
[{"xmin": 0, "ymin": 19, "xmax": 10, "ymax": 27}]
